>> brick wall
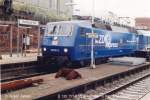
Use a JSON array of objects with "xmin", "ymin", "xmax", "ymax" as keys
[
  {"xmin": 135, "ymin": 17, "xmax": 150, "ymax": 29},
  {"xmin": 0, "ymin": 25, "xmax": 39, "ymax": 53}
]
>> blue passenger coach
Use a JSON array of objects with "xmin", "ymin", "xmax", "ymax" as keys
[
  {"xmin": 42, "ymin": 21, "xmax": 137, "ymax": 62},
  {"xmin": 137, "ymin": 30, "xmax": 150, "ymax": 50}
]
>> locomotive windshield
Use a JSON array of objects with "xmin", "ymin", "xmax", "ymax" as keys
[{"xmin": 46, "ymin": 23, "xmax": 73, "ymax": 36}]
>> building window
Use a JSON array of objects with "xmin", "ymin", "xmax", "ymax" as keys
[
  {"xmin": 56, "ymin": 0, "xmax": 60, "ymax": 14},
  {"xmin": 49, "ymin": 0, "xmax": 52, "ymax": 8}
]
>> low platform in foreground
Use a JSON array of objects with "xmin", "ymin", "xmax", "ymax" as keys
[{"xmin": 2, "ymin": 62, "xmax": 150, "ymax": 100}]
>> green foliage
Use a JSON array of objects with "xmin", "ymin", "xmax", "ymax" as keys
[
  {"xmin": 12, "ymin": 1, "xmax": 70, "ymax": 21},
  {"xmin": 0, "ymin": 0, "xmax": 3, "ymax": 5}
]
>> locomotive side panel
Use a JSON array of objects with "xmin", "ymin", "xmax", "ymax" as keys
[{"xmin": 73, "ymin": 26, "xmax": 137, "ymax": 61}]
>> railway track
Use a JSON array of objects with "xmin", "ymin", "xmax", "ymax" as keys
[
  {"xmin": 75, "ymin": 65, "xmax": 150, "ymax": 100},
  {"xmin": 106, "ymin": 76, "xmax": 150, "ymax": 100},
  {"xmin": 1, "ymin": 65, "xmax": 47, "ymax": 82},
  {"xmin": 1, "ymin": 61, "xmax": 58, "ymax": 82},
  {"xmin": 1, "ymin": 57, "xmax": 85, "ymax": 82}
]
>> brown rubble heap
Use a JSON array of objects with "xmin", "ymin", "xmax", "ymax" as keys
[{"xmin": 55, "ymin": 68, "xmax": 82, "ymax": 80}]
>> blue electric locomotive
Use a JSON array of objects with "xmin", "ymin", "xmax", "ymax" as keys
[{"xmin": 41, "ymin": 21, "xmax": 138, "ymax": 64}]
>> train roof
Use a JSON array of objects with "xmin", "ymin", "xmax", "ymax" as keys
[
  {"xmin": 47, "ymin": 20, "xmax": 92, "ymax": 28},
  {"xmin": 46, "ymin": 20, "xmax": 137, "ymax": 33}
]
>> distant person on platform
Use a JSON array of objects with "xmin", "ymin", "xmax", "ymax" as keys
[
  {"xmin": 23, "ymin": 34, "xmax": 30, "ymax": 50},
  {"xmin": 26, "ymin": 34, "xmax": 30, "ymax": 49}
]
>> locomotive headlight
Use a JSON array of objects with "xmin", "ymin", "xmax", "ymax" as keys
[
  {"xmin": 43, "ymin": 48, "xmax": 47, "ymax": 51},
  {"xmin": 64, "ymin": 48, "xmax": 68, "ymax": 53}
]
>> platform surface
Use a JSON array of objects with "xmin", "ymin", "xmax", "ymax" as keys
[
  {"xmin": 0, "ymin": 53, "xmax": 38, "ymax": 65},
  {"xmin": 2, "ymin": 62, "xmax": 149, "ymax": 100},
  {"xmin": 140, "ymin": 92, "xmax": 150, "ymax": 100}
]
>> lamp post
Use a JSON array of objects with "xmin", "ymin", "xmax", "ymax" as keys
[{"xmin": 91, "ymin": 0, "xmax": 96, "ymax": 69}]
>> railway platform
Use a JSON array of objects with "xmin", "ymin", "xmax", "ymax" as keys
[
  {"xmin": 0, "ymin": 53, "xmax": 38, "ymax": 65},
  {"xmin": 1, "ymin": 62, "xmax": 150, "ymax": 100}
]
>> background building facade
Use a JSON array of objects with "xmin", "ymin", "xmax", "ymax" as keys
[
  {"xmin": 0, "ymin": 0, "xmax": 73, "ymax": 22},
  {"xmin": 135, "ymin": 17, "xmax": 150, "ymax": 30},
  {"xmin": 0, "ymin": 0, "xmax": 73, "ymax": 53},
  {"xmin": 13, "ymin": 0, "xmax": 73, "ymax": 20}
]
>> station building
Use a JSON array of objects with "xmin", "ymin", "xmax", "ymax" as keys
[
  {"xmin": 0, "ymin": 0, "xmax": 73, "ymax": 54},
  {"xmin": 135, "ymin": 17, "xmax": 150, "ymax": 30}
]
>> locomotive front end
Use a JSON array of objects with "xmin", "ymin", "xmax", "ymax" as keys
[{"xmin": 42, "ymin": 22, "xmax": 75, "ymax": 61}]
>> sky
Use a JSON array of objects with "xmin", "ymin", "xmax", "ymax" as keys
[{"xmin": 73, "ymin": 0, "xmax": 150, "ymax": 18}]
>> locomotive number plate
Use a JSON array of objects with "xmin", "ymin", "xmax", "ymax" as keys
[{"xmin": 52, "ymin": 40, "xmax": 58, "ymax": 45}]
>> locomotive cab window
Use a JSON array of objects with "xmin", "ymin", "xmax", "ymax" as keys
[
  {"xmin": 47, "ymin": 23, "xmax": 73, "ymax": 36},
  {"xmin": 48, "ymin": 25, "xmax": 59, "ymax": 35}
]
